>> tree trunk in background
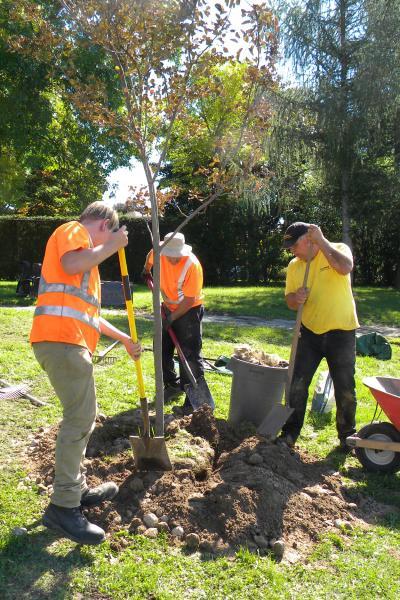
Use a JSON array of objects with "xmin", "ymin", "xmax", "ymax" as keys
[
  {"xmin": 339, "ymin": 0, "xmax": 353, "ymax": 251},
  {"xmin": 390, "ymin": 97, "xmax": 400, "ymax": 295},
  {"xmin": 341, "ymin": 167, "xmax": 352, "ymax": 249}
]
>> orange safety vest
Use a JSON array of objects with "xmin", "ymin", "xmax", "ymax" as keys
[
  {"xmin": 30, "ymin": 222, "xmax": 101, "ymax": 354},
  {"xmin": 147, "ymin": 251, "xmax": 203, "ymax": 312}
]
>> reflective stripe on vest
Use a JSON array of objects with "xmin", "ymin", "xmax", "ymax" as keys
[
  {"xmin": 38, "ymin": 275, "xmax": 100, "ymax": 308},
  {"xmin": 34, "ymin": 305, "xmax": 100, "ymax": 332},
  {"xmin": 162, "ymin": 254, "xmax": 201, "ymax": 305}
]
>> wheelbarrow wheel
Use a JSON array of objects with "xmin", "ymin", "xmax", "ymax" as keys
[{"xmin": 355, "ymin": 422, "xmax": 400, "ymax": 473}]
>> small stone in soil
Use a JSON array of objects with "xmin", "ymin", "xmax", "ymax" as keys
[
  {"xmin": 199, "ymin": 540, "xmax": 214, "ymax": 553},
  {"xmin": 171, "ymin": 526, "xmax": 184, "ymax": 539},
  {"xmin": 129, "ymin": 517, "xmax": 142, "ymax": 530},
  {"xmin": 144, "ymin": 527, "xmax": 158, "ymax": 538},
  {"xmin": 185, "ymin": 532, "xmax": 200, "ymax": 550},
  {"xmin": 143, "ymin": 513, "xmax": 158, "ymax": 528},
  {"xmin": 272, "ymin": 539, "xmax": 285, "ymax": 559},
  {"xmin": 157, "ymin": 521, "xmax": 170, "ymax": 533},
  {"xmin": 12, "ymin": 527, "xmax": 28, "ymax": 536},
  {"xmin": 136, "ymin": 525, "xmax": 147, "ymax": 535}
]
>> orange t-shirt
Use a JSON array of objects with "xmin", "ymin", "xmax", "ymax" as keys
[
  {"xmin": 147, "ymin": 250, "xmax": 203, "ymax": 312},
  {"xmin": 30, "ymin": 221, "xmax": 101, "ymax": 352}
]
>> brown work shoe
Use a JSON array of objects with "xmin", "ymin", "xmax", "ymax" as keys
[
  {"xmin": 81, "ymin": 482, "xmax": 119, "ymax": 507},
  {"xmin": 43, "ymin": 503, "xmax": 105, "ymax": 545}
]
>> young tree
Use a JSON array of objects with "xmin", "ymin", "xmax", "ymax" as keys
[{"xmin": 12, "ymin": 0, "xmax": 278, "ymax": 433}]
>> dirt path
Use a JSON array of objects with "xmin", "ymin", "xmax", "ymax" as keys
[{"xmin": 203, "ymin": 314, "xmax": 400, "ymax": 338}]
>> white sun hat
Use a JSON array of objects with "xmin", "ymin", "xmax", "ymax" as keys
[{"xmin": 160, "ymin": 232, "xmax": 192, "ymax": 257}]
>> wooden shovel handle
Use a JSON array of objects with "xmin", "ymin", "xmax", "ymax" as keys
[{"xmin": 285, "ymin": 244, "xmax": 313, "ymax": 404}]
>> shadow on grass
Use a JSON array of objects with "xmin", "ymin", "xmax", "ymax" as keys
[{"xmin": 0, "ymin": 525, "xmax": 94, "ymax": 599}]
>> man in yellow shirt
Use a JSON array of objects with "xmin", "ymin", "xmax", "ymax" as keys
[
  {"xmin": 144, "ymin": 232, "xmax": 213, "ymax": 411},
  {"xmin": 281, "ymin": 222, "xmax": 359, "ymax": 451}
]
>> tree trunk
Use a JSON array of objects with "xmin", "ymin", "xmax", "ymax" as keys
[
  {"xmin": 341, "ymin": 166, "xmax": 352, "ymax": 249},
  {"xmin": 142, "ymin": 155, "xmax": 165, "ymax": 437},
  {"xmin": 339, "ymin": 0, "xmax": 353, "ymax": 251}
]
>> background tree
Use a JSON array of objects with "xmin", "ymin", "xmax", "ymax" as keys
[
  {"xmin": 276, "ymin": 0, "xmax": 368, "ymax": 247},
  {"xmin": 1, "ymin": 0, "xmax": 132, "ymax": 214}
]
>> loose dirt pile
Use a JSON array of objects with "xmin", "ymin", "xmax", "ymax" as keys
[
  {"xmin": 26, "ymin": 405, "xmax": 382, "ymax": 560},
  {"xmin": 234, "ymin": 344, "xmax": 288, "ymax": 368}
]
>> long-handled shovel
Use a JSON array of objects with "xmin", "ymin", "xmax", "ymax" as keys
[
  {"xmin": 257, "ymin": 244, "xmax": 312, "ymax": 439},
  {"xmin": 144, "ymin": 274, "xmax": 214, "ymax": 410},
  {"xmin": 118, "ymin": 249, "xmax": 172, "ymax": 471}
]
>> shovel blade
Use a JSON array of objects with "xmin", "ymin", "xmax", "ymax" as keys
[
  {"xmin": 185, "ymin": 376, "xmax": 215, "ymax": 411},
  {"xmin": 130, "ymin": 436, "xmax": 172, "ymax": 471},
  {"xmin": 256, "ymin": 405, "xmax": 294, "ymax": 439}
]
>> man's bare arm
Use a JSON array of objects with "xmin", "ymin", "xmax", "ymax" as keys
[
  {"xmin": 308, "ymin": 224, "xmax": 353, "ymax": 275},
  {"xmin": 61, "ymin": 227, "xmax": 128, "ymax": 275}
]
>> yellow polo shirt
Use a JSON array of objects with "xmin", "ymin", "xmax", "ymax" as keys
[{"xmin": 285, "ymin": 243, "xmax": 359, "ymax": 334}]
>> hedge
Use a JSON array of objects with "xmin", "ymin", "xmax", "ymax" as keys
[{"xmin": 0, "ymin": 207, "xmax": 286, "ymax": 285}]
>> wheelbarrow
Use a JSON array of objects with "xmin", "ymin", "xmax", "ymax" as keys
[{"xmin": 346, "ymin": 376, "xmax": 400, "ymax": 473}]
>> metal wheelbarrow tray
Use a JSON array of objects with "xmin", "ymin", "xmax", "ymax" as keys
[{"xmin": 346, "ymin": 376, "xmax": 400, "ymax": 473}]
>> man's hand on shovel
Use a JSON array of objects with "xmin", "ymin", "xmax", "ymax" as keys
[{"xmin": 294, "ymin": 286, "xmax": 309, "ymax": 305}]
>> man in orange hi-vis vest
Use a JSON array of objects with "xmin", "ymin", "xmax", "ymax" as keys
[
  {"xmin": 144, "ymin": 232, "xmax": 213, "ymax": 412},
  {"xmin": 30, "ymin": 202, "xmax": 141, "ymax": 545}
]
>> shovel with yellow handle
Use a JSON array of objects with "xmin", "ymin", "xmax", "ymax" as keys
[{"xmin": 118, "ymin": 248, "xmax": 172, "ymax": 471}]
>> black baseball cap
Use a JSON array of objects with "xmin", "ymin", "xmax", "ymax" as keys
[{"xmin": 282, "ymin": 222, "xmax": 310, "ymax": 248}]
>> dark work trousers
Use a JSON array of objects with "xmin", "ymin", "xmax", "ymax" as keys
[
  {"xmin": 162, "ymin": 305, "xmax": 204, "ymax": 389},
  {"xmin": 282, "ymin": 325, "xmax": 357, "ymax": 442}
]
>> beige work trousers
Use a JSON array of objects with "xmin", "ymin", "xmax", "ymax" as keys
[{"xmin": 32, "ymin": 342, "xmax": 96, "ymax": 508}]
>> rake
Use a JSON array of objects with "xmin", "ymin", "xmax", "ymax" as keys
[
  {"xmin": 0, "ymin": 383, "xmax": 30, "ymax": 400},
  {"xmin": 0, "ymin": 379, "xmax": 47, "ymax": 406},
  {"xmin": 92, "ymin": 340, "xmax": 120, "ymax": 365}
]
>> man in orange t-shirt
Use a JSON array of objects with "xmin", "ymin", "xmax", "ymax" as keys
[
  {"xmin": 144, "ymin": 232, "xmax": 210, "ymax": 411},
  {"xmin": 30, "ymin": 202, "xmax": 141, "ymax": 546}
]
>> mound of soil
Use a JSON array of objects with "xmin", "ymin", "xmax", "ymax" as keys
[{"xmin": 26, "ymin": 405, "xmax": 382, "ymax": 559}]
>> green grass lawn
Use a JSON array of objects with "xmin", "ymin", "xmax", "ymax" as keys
[
  {"xmin": 2, "ymin": 280, "xmax": 399, "ymax": 324},
  {"xmin": 0, "ymin": 289, "xmax": 399, "ymax": 598}
]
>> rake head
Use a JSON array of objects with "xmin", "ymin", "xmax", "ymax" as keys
[
  {"xmin": 92, "ymin": 355, "xmax": 118, "ymax": 365},
  {"xmin": 0, "ymin": 384, "xmax": 30, "ymax": 400}
]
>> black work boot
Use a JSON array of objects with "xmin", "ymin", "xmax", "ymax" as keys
[
  {"xmin": 81, "ymin": 482, "xmax": 119, "ymax": 507},
  {"xmin": 42, "ymin": 503, "xmax": 105, "ymax": 545}
]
